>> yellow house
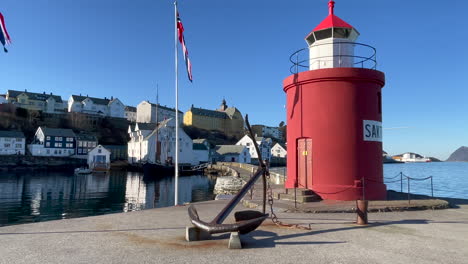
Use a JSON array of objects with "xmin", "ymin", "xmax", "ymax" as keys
[
  {"xmin": 6, "ymin": 90, "xmax": 65, "ymax": 113},
  {"xmin": 183, "ymin": 100, "xmax": 244, "ymax": 138}
]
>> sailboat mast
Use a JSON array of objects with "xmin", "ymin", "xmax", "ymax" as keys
[
  {"xmin": 174, "ymin": 0, "xmax": 179, "ymax": 206},
  {"xmin": 155, "ymin": 84, "xmax": 159, "ymax": 164}
]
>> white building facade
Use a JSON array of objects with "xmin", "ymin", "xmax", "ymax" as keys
[
  {"xmin": 125, "ymin": 106, "xmax": 137, "ymax": 122},
  {"xmin": 6, "ymin": 90, "xmax": 65, "ymax": 113},
  {"xmin": 68, "ymin": 95, "xmax": 126, "ymax": 118},
  {"xmin": 136, "ymin": 101, "xmax": 183, "ymax": 126},
  {"xmin": 0, "ymin": 94, "xmax": 6, "ymax": 104},
  {"xmin": 88, "ymin": 145, "xmax": 111, "ymax": 171},
  {"xmin": 215, "ymin": 145, "xmax": 251, "ymax": 163},
  {"xmin": 0, "ymin": 131, "xmax": 26, "ymax": 155},
  {"xmin": 236, "ymin": 135, "xmax": 272, "ymax": 162},
  {"xmin": 127, "ymin": 119, "xmax": 196, "ymax": 165},
  {"xmin": 271, "ymin": 143, "xmax": 287, "ymax": 158}
]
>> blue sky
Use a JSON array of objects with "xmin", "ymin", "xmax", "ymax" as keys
[{"xmin": 1, "ymin": 0, "xmax": 466, "ymax": 159}]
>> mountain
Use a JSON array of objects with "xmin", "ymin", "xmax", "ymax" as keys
[{"xmin": 446, "ymin": 146, "xmax": 468, "ymax": 162}]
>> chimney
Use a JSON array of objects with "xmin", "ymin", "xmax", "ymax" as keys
[
  {"xmin": 43, "ymin": 91, "xmax": 45, "ymax": 94},
  {"xmin": 111, "ymin": 96, "xmax": 114, "ymax": 100}
]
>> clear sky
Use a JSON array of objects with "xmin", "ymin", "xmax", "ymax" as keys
[{"xmin": 1, "ymin": 0, "xmax": 466, "ymax": 159}]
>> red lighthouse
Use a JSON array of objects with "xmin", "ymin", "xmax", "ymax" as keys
[{"xmin": 283, "ymin": 1, "xmax": 386, "ymax": 200}]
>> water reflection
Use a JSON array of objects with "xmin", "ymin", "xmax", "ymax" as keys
[{"xmin": 0, "ymin": 171, "xmax": 215, "ymax": 227}]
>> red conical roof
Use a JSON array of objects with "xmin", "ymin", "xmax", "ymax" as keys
[{"xmin": 311, "ymin": 1, "xmax": 354, "ymax": 32}]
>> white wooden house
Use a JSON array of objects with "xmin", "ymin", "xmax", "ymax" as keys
[
  {"xmin": 88, "ymin": 145, "xmax": 111, "ymax": 171},
  {"xmin": 271, "ymin": 143, "xmax": 287, "ymax": 158},
  {"xmin": 236, "ymin": 135, "xmax": 272, "ymax": 162},
  {"xmin": 127, "ymin": 119, "xmax": 196, "ymax": 165},
  {"xmin": 214, "ymin": 145, "xmax": 251, "ymax": 163},
  {"xmin": 136, "ymin": 101, "xmax": 183, "ymax": 126},
  {"xmin": 0, "ymin": 131, "xmax": 26, "ymax": 155},
  {"xmin": 68, "ymin": 95, "xmax": 125, "ymax": 118}
]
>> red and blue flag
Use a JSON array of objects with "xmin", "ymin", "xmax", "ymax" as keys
[
  {"xmin": 0, "ymin": 12, "xmax": 11, "ymax": 53},
  {"xmin": 177, "ymin": 12, "xmax": 193, "ymax": 82}
]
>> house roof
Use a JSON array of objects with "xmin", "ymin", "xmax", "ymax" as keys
[
  {"xmin": 125, "ymin": 106, "xmax": 137, "ymax": 112},
  {"xmin": 0, "ymin": 130, "xmax": 25, "ymax": 138},
  {"xmin": 193, "ymin": 143, "xmax": 208, "ymax": 150},
  {"xmin": 190, "ymin": 106, "xmax": 227, "ymax": 119},
  {"xmin": 136, "ymin": 122, "xmax": 159, "ymax": 131},
  {"xmin": 39, "ymin": 127, "xmax": 76, "ymax": 137},
  {"xmin": 76, "ymin": 133, "xmax": 98, "ymax": 141},
  {"xmin": 71, "ymin": 95, "xmax": 112, "ymax": 106},
  {"xmin": 7, "ymin": 90, "xmax": 63, "ymax": 103},
  {"xmin": 143, "ymin": 101, "xmax": 183, "ymax": 114},
  {"xmin": 273, "ymin": 142, "xmax": 286, "ymax": 150},
  {"xmin": 215, "ymin": 145, "xmax": 245, "ymax": 155},
  {"xmin": 193, "ymin": 139, "xmax": 207, "ymax": 144}
]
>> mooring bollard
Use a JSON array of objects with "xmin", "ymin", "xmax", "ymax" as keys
[{"xmin": 356, "ymin": 200, "xmax": 368, "ymax": 225}]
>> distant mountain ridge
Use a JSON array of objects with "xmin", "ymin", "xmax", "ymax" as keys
[{"xmin": 446, "ymin": 146, "xmax": 468, "ymax": 162}]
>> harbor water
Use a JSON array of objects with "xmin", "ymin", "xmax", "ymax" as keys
[{"xmin": 0, "ymin": 170, "xmax": 216, "ymax": 227}]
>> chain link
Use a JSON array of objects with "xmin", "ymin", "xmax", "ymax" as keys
[{"xmin": 265, "ymin": 170, "xmax": 312, "ymax": 231}]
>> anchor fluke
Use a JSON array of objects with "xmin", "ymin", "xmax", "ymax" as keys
[{"xmin": 188, "ymin": 205, "xmax": 268, "ymax": 234}]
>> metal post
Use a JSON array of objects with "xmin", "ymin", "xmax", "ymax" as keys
[
  {"xmin": 400, "ymin": 172, "xmax": 403, "ymax": 193},
  {"xmin": 430, "ymin": 176, "xmax": 434, "ymax": 197},
  {"xmin": 294, "ymin": 185, "xmax": 297, "ymax": 209},
  {"xmin": 174, "ymin": 0, "xmax": 179, "ymax": 206},
  {"xmin": 407, "ymin": 177, "xmax": 410, "ymax": 204}
]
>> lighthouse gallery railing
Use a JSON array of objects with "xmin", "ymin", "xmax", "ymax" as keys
[{"xmin": 289, "ymin": 42, "xmax": 377, "ymax": 74}]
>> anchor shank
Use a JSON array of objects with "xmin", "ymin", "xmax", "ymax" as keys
[{"xmin": 212, "ymin": 167, "xmax": 265, "ymax": 224}]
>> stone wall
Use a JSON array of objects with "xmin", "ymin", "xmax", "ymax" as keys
[{"xmin": 0, "ymin": 155, "xmax": 86, "ymax": 171}]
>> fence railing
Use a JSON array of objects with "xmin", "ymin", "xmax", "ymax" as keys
[
  {"xmin": 289, "ymin": 42, "xmax": 377, "ymax": 74},
  {"xmin": 382, "ymin": 172, "xmax": 434, "ymax": 203}
]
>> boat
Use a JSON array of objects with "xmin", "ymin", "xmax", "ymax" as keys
[{"xmin": 74, "ymin": 167, "xmax": 92, "ymax": 175}]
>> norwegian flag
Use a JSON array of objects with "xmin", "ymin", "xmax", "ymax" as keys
[
  {"xmin": 177, "ymin": 12, "xmax": 193, "ymax": 82},
  {"xmin": 0, "ymin": 12, "xmax": 11, "ymax": 53}
]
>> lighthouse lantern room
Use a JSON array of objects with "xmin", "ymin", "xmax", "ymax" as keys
[
  {"xmin": 306, "ymin": 0, "xmax": 360, "ymax": 70},
  {"xmin": 283, "ymin": 0, "xmax": 387, "ymax": 201}
]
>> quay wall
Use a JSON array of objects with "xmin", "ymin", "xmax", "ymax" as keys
[
  {"xmin": 217, "ymin": 162, "xmax": 286, "ymax": 185},
  {"xmin": 0, "ymin": 155, "xmax": 86, "ymax": 171}
]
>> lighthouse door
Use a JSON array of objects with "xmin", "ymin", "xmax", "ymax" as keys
[{"xmin": 297, "ymin": 138, "xmax": 313, "ymax": 189}]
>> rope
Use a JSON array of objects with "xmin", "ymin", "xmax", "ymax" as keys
[{"xmin": 384, "ymin": 173, "xmax": 402, "ymax": 180}]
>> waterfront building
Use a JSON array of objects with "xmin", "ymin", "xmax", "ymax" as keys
[
  {"xmin": 125, "ymin": 106, "xmax": 137, "ymax": 122},
  {"xmin": 183, "ymin": 99, "xmax": 244, "ymax": 138},
  {"xmin": 29, "ymin": 127, "xmax": 76, "ymax": 157},
  {"xmin": 6, "ymin": 89, "xmax": 65, "ymax": 113},
  {"xmin": 136, "ymin": 101, "xmax": 183, "ymax": 126},
  {"xmin": 236, "ymin": 135, "xmax": 272, "ymax": 162},
  {"xmin": 88, "ymin": 145, "xmax": 111, "ymax": 171},
  {"xmin": 0, "ymin": 94, "xmax": 6, "ymax": 104},
  {"xmin": 127, "ymin": 119, "xmax": 196, "ymax": 165},
  {"xmin": 214, "ymin": 145, "xmax": 251, "ymax": 163},
  {"xmin": 102, "ymin": 145, "xmax": 128, "ymax": 161},
  {"xmin": 68, "ymin": 95, "xmax": 125, "ymax": 118},
  {"xmin": 251, "ymin": 125, "xmax": 283, "ymax": 140},
  {"xmin": 271, "ymin": 143, "xmax": 287, "ymax": 158},
  {"xmin": 75, "ymin": 132, "xmax": 98, "ymax": 156},
  {"xmin": 0, "ymin": 130, "xmax": 26, "ymax": 155},
  {"xmin": 192, "ymin": 139, "xmax": 210, "ymax": 164}
]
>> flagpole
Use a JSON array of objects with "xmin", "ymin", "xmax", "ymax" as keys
[{"xmin": 174, "ymin": 0, "xmax": 179, "ymax": 206}]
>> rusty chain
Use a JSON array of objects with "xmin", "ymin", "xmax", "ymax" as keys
[{"xmin": 264, "ymin": 170, "xmax": 312, "ymax": 231}]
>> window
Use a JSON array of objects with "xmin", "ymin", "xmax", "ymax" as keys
[
  {"xmin": 83, "ymin": 142, "xmax": 88, "ymax": 147},
  {"xmin": 69, "ymin": 150, "xmax": 73, "ymax": 154},
  {"xmin": 46, "ymin": 142, "xmax": 50, "ymax": 147},
  {"xmin": 46, "ymin": 150, "xmax": 50, "ymax": 154},
  {"xmin": 78, "ymin": 149, "xmax": 82, "ymax": 154},
  {"xmin": 16, "ymin": 138, "xmax": 22, "ymax": 142},
  {"xmin": 55, "ymin": 137, "xmax": 62, "ymax": 141},
  {"xmin": 66, "ymin": 137, "xmax": 73, "ymax": 142},
  {"xmin": 15, "ymin": 144, "xmax": 22, "ymax": 148},
  {"xmin": 5, "ymin": 138, "xmax": 11, "ymax": 142},
  {"xmin": 46, "ymin": 136, "xmax": 51, "ymax": 140},
  {"xmin": 4, "ymin": 144, "xmax": 10, "ymax": 148},
  {"xmin": 58, "ymin": 150, "xmax": 62, "ymax": 154},
  {"xmin": 78, "ymin": 141, "xmax": 83, "ymax": 147},
  {"xmin": 98, "ymin": 149, "xmax": 102, "ymax": 154},
  {"xmin": 55, "ymin": 143, "xmax": 62, "ymax": 147},
  {"xmin": 54, "ymin": 150, "xmax": 57, "ymax": 154},
  {"xmin": 66, "ymin": 143, "xmax": 73, "ymax": 148}
]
